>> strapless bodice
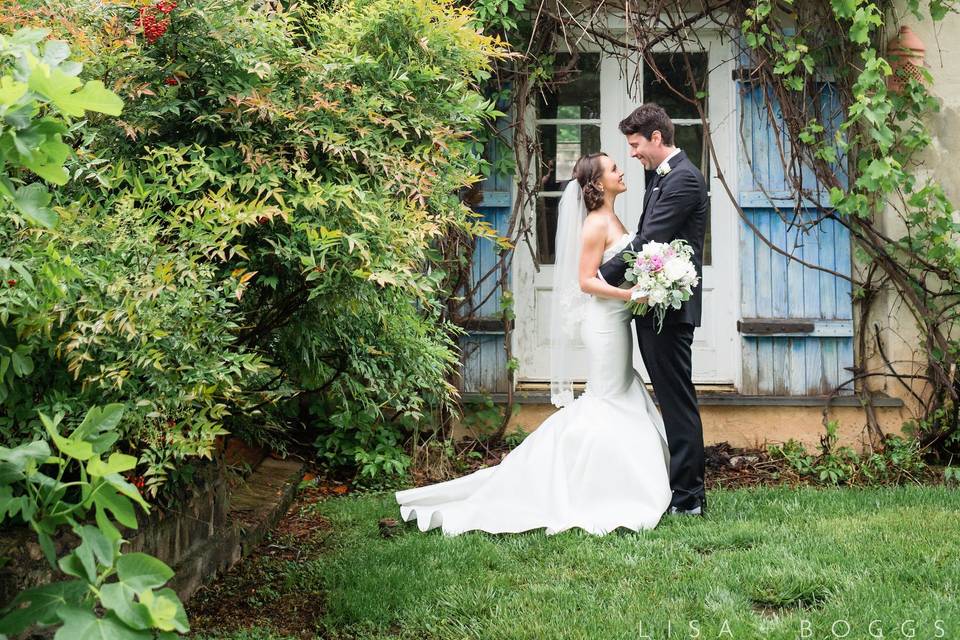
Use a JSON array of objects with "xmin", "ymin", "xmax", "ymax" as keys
[{"xmin": 603, "ymin": 233, "xmax": 632, "ymax": 261}]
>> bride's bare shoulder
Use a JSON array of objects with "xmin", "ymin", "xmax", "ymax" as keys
[{"xmin": 582, "ymin": 211, "xmax": 609, "ymax": 232}]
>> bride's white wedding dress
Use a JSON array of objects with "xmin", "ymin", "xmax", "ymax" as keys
[{"xmin": 395, "ymin": 233, "xmax": 672, "ymax": 536}]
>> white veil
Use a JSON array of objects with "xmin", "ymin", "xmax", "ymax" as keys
[{"xmin": 550, "ymin": 179, "xmax": 590, "ymax": 408}]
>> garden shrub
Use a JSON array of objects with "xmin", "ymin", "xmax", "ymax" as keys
[{"xmin": 1, "ymin": 0, "xmax": 504, "ymax": 487}]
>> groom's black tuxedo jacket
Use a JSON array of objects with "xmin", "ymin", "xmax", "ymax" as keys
[{"xmin": 598, "ymin": 149, "xmax": 709, "ymax": 328}]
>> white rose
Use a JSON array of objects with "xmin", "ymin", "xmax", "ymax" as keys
[
  {"xmin": 641, "ymin": 241, "xmax": 665, "ymax": 258},
  {"xmin": 648, "ymin": 286, "xmax": 667, "ymax": 306},
  {"xmin": 663, "ymin": 259, "xmax": 687, "ymax": 283}
]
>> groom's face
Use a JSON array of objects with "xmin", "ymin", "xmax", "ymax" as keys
[{"xmin": 626, "ymin": 131, "xmax": 665, "ymax": 170}]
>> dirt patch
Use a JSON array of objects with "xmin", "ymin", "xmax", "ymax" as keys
[
  {"xmin": 187, "ymin": 482, "xmax": 336, "ymax": 638},
  {"xmin": 704, "ymin": 442, "xmax": 801, "ymax": 490}
]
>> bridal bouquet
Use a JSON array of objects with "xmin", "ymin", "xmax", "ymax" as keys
[{"xmin": 622, "ymin": 239, "xmax": 699, "ymax": 332}]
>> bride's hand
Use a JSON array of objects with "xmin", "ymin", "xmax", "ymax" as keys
[{"xmin": 627, "ymin": 285, "xmax": 647, "ymax": 304}]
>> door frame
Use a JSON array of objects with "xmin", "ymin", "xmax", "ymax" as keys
[{"xmin": 510, "ymin": 25, "xmax": 741, "ymax": 388}]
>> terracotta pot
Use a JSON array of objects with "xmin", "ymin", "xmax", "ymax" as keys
[{"xmin": 887, "ymin": 25, "xmax": 926, "ymax": 91}]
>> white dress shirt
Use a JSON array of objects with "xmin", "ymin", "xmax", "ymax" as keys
[{"xmin": 655, "ymin": 147, "xmax": 682, "ymax": 176}]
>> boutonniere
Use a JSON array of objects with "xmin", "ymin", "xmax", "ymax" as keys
[{"xmin": 656, "ymin": 163, "xmax": 672, "ymax": 177}]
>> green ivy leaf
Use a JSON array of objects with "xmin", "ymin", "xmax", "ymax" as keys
[
  {"xmin": 10, "ymin": 183, "xmax": 57, "ymax": 228},
  {"xmin": 116, "ymin": 553, "xmax": 174, "ymax": 593},
  {"xmin": 830, "ymin": 0, "xmax": 858, "ymax": 19},
  {"xmin": 0, "ymin": 580, "xmax": 88, "ymax": 635},
  {"xmin": 86, "ymin": 453, "xmax": 137, "ymax": 479},
  {"xmin": 54, "ymin": 608, "xmax": 150, "ymax": 640},
  {"xmin": 98, "ymin": 582, "xmax": 153, "ymax": 631},
  {"xmin": 849, "ymin": 6, "xmax": 882, "ymax": 44},
  {"xmin": 930, "ymin": 0, "xmax": 951, "ymax": 20},
  {"xmin": 28, "ymin": 68, "xmax": 123, "ymax": 117},
  {"xmin": 138, "ymin": 588, "xmax": 188, "ymax": 633}
]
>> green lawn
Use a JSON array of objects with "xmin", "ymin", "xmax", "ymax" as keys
[{"xmin": 195, "ymin": 485, "xmax": 960, "ymax": 639}]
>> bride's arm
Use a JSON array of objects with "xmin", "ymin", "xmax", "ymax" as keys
[{"xmin": 578, "ymin": 219, "xmax": 641, "ymax": 302}]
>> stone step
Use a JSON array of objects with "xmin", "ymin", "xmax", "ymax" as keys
[{"xmin": 169, "ymin": 456, "xmax": 305, "ymax": 601}]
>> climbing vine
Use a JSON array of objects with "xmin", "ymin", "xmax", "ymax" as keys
[{"xmin": 457, "ymin": 0, "xmax": 960, "ymax": 456}]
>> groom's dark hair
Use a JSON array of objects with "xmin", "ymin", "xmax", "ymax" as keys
[{"xmin": 619, "ymin": 104, "xmax": 675, "ymax": 145}]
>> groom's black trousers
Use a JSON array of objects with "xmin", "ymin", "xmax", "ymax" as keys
[{"xmin": 635, "ymin": 321, "xmax": 706, "ymax": 511}]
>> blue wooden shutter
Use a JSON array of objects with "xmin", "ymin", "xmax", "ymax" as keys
[
  {"xmin": 737, "ymin": 81, "xmax": 854, "ymax": 396},
  {"xmin": 460, "ymin": 117, "xmax": 512, "ymax": 395}
]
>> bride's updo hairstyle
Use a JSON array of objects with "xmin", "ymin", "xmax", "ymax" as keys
[{"xmin": 572, "ymin": 152, "xmax": 609, "ymax": 212}]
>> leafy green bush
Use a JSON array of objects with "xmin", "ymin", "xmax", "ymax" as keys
[
  {"xmin": 767, "ymin": 421, "xmax": 929, "ymax": 485},
  {"xmin": 0, "ymin": 30, "xmax": 188, "ymax": 637},
  {"xmin": 2, "ymin": 0, "xmax": 504, "ymax": 486},
  {"xmin": 0, "ymin": 405, "xmax": 188, "ymax": 637},
  {"xmin": 0, "ymin": 28, "xmax": 268, "ymax": 497}
]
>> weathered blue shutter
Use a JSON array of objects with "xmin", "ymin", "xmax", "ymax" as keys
[
  {"xmin": 460, "ymin": 117, "xmax": 512, "ymax": 394},
  {"xmin": 737, "ymin": 81, "xmax": 854, "ymax": 396}
]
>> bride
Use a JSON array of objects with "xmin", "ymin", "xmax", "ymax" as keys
[{"xmin": 395, "ymin": 152, "xmax": 672, "ymax": 536}]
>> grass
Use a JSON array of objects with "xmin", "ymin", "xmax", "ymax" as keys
[{"xmin": 193, "ymin": 485, "xmax": 960, "ymax": 640}]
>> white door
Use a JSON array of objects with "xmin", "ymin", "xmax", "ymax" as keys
[{"xmin": 513, "ymin": 34, "xmax": 739, "ymax": 386}]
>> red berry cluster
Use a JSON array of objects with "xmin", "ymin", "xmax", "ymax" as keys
[
  {"xmin": 137, "ymin": 8, "xmax": 168, "ymax": 43},
  {"xmin": 164, "ymin": 76, "xmax": 180, "ymax": 86},
  {"xmin": 4, "ymin": 279, "xmax": 15, "ymax": 287},
  {"xmin": 137, "ymin": 2, "xmax": 177, "ymax": 44},
  {"xmin": 127, "ymin": 474, "xmax": 147, "ymax": 490}
]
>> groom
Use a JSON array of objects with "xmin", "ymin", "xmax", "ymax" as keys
[{"xmin": 598, "ymin": 104, "xmax": 708, "ymax": 517}]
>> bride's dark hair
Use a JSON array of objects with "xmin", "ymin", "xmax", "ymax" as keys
[{"xmin": 571, "ymin": 152, "xmax": 609, "ymax": 212}]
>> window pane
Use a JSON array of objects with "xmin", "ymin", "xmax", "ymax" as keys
[
  {"xmin": 674, "ymin": 124, "xmax": 708, "ymax": 180},
  {"xmin": 537, "ymin": 53, "xmax": 601, "ymax": 120},
  {"xmin": 674, "ymin": 124, "xmax": 711, "ymax": 265},
  {"xmin": 536, "ymin": 121, "xmax": 601, "ymax": 265},
  {"xmin": 643, "ymin": 52, "xmax": 707, "ymax": 119},
  {"xmin": 537, "ymin": 123, "xmax": 602, "ymax": 192},
  {"xmin": 536, "ymin": 196, "xmax": 561, "ymax": 264}
]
